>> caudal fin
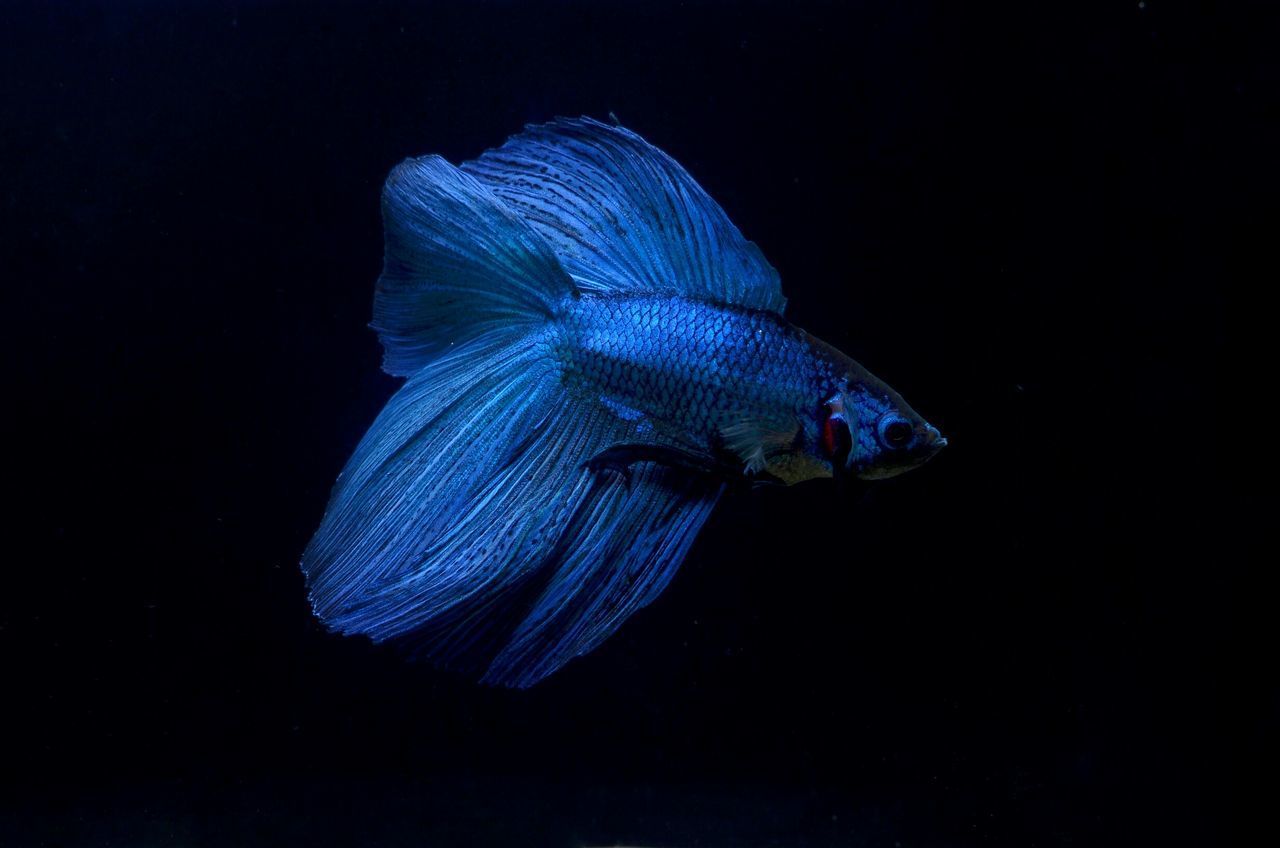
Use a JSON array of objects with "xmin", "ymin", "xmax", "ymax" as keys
[
  {"xmin": 303, "ymin": 148, "xmax": 724, "ymax": 686},
  {"xmin": 303, "ymin": 342, "xmax": 722, "ymax": 686},
  {"xmin": 373, "ymin": 155, "xmax": 578, "ymax": 376}
]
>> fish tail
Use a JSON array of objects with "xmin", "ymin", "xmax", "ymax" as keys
[
  {"xmin": 303, "ymin": 154, "xmax": 573, "ymax": 655},
  {"xmin": 371, "ymin": 154, "xmax": 578, "ymax": 376},
  {"xmin": 302, "ymin": 152, "xmax": 722, "ymax": 685}
]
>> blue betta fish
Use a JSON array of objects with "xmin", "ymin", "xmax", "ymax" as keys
[{"xmin": 302, "ymin": 117, "xmax": 945, "ymax": 687}]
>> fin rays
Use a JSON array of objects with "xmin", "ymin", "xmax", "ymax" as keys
[
  {"xmin": 463, "ymin": 116, "xmax": 787, "ymax": 314},
  {"xmin": 304, "ymin": 117, "xmax": 781, "ymax": 685}
]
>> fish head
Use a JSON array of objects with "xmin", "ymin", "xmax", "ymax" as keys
[{"xmin": 814, "ymin": 364, "xmax": 947, "ymax": 482}]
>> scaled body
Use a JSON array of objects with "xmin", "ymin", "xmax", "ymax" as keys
[{"xmin": 557, "ymin": 294, "xmax": 837, "ymax": 483}]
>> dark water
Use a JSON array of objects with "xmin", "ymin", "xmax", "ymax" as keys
[{"xmin": 3, "ymin": 2, "xmax": 1264, "ymax": 846}]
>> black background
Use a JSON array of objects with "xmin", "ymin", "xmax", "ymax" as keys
[{"xmin": 1, "ymin": 1, "xmax": 1266, "ymax": 846}]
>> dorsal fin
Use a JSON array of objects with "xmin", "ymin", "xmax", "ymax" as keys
[{"xmin": 462, "ymin": 117, "xmax": 787, "ymax": 314}]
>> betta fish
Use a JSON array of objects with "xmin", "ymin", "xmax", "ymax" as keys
[{"xmin": 302, "ymin": 117, "xmax": 945, "ymax": 687}]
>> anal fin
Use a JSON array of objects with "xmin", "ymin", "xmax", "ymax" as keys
[{"xmin": 482, "ymin": 461, "xmax": 725, "ymax": 687}]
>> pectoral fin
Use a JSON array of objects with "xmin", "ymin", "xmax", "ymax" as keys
[{"xmin": 719, "ymin": 417, "xmax": 802, "ymax": 475}]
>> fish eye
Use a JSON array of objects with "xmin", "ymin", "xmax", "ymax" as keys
[{"xmin": 878, "ymin": 415, "xmax": 913, "ymax": 449}]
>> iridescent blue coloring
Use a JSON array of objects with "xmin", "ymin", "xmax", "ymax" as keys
[{"xmin": 301, "ymin": 117, "xmax": 945, "ymax": 687}]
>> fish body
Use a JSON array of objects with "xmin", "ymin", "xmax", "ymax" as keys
[
  {"xmin": 557, "ymin": 294, "xmax": 834, "ymax": 484},
  {"xmin": 558, "ymin": 292, "xmax": 943, "ymax": 485},
  {"xmin": 302, "ymin": 118, "xmax": 945, "ymax": 687}
]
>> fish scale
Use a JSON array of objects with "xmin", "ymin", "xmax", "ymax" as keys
[{"xmin": 555, "ymin": 293, "xmax": 839, "ymax": 448}]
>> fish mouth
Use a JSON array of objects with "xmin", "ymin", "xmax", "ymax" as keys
[{"xmin": 924, "ymin": 424, "xmax": 948, "ymax": 451}]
